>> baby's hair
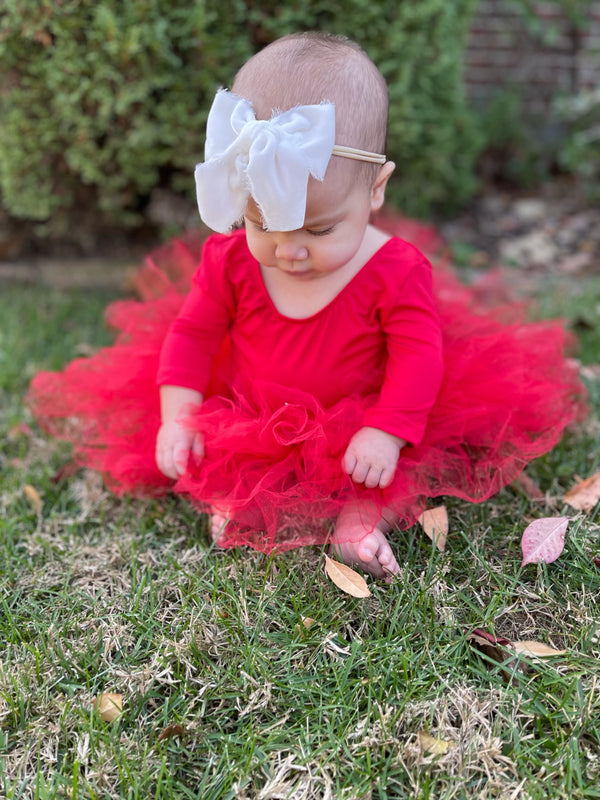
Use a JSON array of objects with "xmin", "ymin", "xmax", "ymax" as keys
[{"xmin": 231, "ymin": 32, "xmax": 389, "ymax": 188}]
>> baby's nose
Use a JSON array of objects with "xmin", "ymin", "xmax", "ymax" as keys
[{"xmin": 275, "ymin": 239, "xmax": 308, "ymax": 262}]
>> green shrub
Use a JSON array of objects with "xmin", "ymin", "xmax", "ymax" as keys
[
  {"xmin": 0, "ymin": 0, "xmax": 481, "ymax": 244},
  {"xmin": 554, "ymin": 88, "xmax": 600, "ymax": 202},
  {"xmin": 474, "ymin": 0, "xmax": 600, "ymax": 192}
]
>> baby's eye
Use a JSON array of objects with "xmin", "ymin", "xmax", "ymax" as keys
[{"xmin": 307, "ymin": 226, "xmax": 335, "ymax": 237}]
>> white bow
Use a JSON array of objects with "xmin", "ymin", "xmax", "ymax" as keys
[{"xmin": 195, "ymin": 90, "xmax": 336, "ymax": 233}]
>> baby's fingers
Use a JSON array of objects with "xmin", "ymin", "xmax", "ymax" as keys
[
  {"xmin": 379, "ymin": 466, "xmax": 395, "ymax": 489},
  {"xmin": 343, "ymin": 450, "xmax": 358, "ymax": 477},
  {"xmin": 192, "ymin": 432, "xmax": 205, "ymax": 462},
  {"xmin": 350, "ymin": 460, "xmax": 370, "ymax": 485},
  {"xmin": 363, "ymin": 466, "xmax": 386, "ymax": 489},
  {"xmin": 156, "ymin": 447, "xmax": 177, "ymax": 480},
  {"xmin": 173, "ymin": 443, "xmax": 191, "ymax": 476}
]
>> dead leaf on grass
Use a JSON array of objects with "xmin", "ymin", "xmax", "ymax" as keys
[
  {"xmin": 157, "ymin": 724, "xmax": 186, "ymax": 742},
  {"xmin": 521, "ymin": 516, "xmax": 569, "ymax": 566},
  {"xmin": 8, "ymin": 423, "xmax": 33, "ymax": 441},
  {"xmin": 294, "ymin": 616, "xmax": 317, "ymax": 634},
  {"xmin": 417, "ymin": 730, "xmax": 453, "ymax": 756},
  {"xmin": 417, "ymin": 505, "xmax": 448, "ymax": 551},
  {"xmin": 512, "ymin": 472, "xmax": 545, "ymax": 500},
  {"xmin": 466, "ymin": 629, "xmax": 512, "ymax": 665},
  {"xmin": 511, "ymin": 641, "xmax": 566, "ymax": 659},
  {"xmin": 324, "ymin": 556, "xmax": 371, "ymax": 597},
  {"xmin": 23, "ymin": 484, "xmax": 43, "ymax": 515},
  {"xmin": 466, "ymin": 629, "xmax": 567, "ymax": 682},
  {"xmin": 50, "ymin": 461, "xmax": 80, "ymax": 484},
  {"xmin": 94, "ymin": 692, "xmax": 123, "ymax": 722},
  {"xmin": 580, "ymin": 364, "xmax": 600, "ymax": 381},
  {"xmin": 466, "ymin": 629, "xmax": 529, "ymax": 683},
  {"xmin": 564, "ymin": 472, "xmax": 600, "ymax": 512}
]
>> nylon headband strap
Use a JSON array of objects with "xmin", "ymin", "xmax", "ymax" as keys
[{"xmin": 331, "ymin": 145, "xmax": 386, "ymax": 165}]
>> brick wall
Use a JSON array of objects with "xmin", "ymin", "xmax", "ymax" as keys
[{"xmin": 464, "ymin": 0, "xmax": 600, "ymax": 111}]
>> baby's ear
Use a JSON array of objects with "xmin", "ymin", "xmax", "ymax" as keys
[{"xmin": 370, "ymin": 161, "xmax": 395, "ymax": 212}]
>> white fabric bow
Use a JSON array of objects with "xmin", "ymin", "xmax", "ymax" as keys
[{"xmin": 195, "ymin": 89, "xmax": 336, "ymax": 233}]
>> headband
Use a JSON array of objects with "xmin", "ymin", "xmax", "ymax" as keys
[{"xmin": 194, "ymin": 89, "xmax": 386, "ymax": 233}]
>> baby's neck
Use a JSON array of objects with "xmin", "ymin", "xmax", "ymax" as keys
[{"xmin": 259, "ymin": 225, "xmax": 390, "ymax": 320}]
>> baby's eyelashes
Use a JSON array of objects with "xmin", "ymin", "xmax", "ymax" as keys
[
  {"xmin": 307, "ymin": 225, "xmax": 335, "ymax": 236},
  {"xmin": 248, "ymin": 219, "xmax": 335, "ymax": 237}
]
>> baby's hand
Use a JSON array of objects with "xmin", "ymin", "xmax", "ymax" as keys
[
  {"xmin": 155, "ymin": 420, "xmax": 204, "ymax": 480},
  {"xmin": 343, "ymin": 426, "xmax": 404, "ymax": 489}
]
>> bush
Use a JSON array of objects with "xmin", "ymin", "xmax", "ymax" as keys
[
  {"xmin": 554, "ymin": 88, "xmax": 600, "ymax": 202},
  {"xmin": 472, "ymin": 0, "xmax": 600, "ymax": 193},
  {"xmin": 0, "ymin": 0, "xmax": 481, "ymax": 246}
]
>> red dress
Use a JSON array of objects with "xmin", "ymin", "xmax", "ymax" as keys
[{"xmin": 28, "ymin": 219, "xmax": 586, "ymax": 553}]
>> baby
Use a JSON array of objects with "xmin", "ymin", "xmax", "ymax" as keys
[
  {"xmin": 29, "ymin": 33, "xmax": 585, "ymax": 580},
  {"xmin": 155, "ymin": 32, "xmax": 444, "ymax": 578}
]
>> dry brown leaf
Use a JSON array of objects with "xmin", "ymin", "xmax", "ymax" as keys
[
  {"xmin": 564, "ymin": 472, "xmax": 600, "ymax": 512},
  {"xmin": 50, "ymin": 461, "xmax": 80, "ymax": 484},
  {"xmin": 324, "ymin": 556, "xmax": 371, "ymax": 597},
  {"xmin": 94, "ymin": 692, "xmax": 123, "ymax": 722},
  {"xmin": 417, "ymin": 505, "xmax": 448, "ymax": 551},
  {"xmin": 417, "ymin": 730, "xmax": 453, "ymax": 756},
  {"xmin": 512, "ymin": 640, "xmax": 566, "ymax": 658},
  {"xmin": 157, "ymin": 724, "xmax": 186, "ymax": 742},
  {"xmin": 23, "ymin": 484, "xmax": 43, "ymax": 515},
  {"xmin": 294, "ymin": 616, "xmax": 317, "ymax": 634},
  {"xmin": 466, "ymin": 629, "xmax": 566, "ymax": 683},
  {"xmin": 34, "ymin": 30, "xmax": 53, "ymax": 47},
  {"xmin": 466, "ymin": 629, "xmax": 529, "ymax": 683},
  {"xmin": 466, "ymin": 629, "xmax": 512, "ymax": 665},
  {"xmin": 513, "ymin": 472, "xmax": 545, "ymax": 501}
]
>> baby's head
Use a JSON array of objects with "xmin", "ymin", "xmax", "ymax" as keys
[{"xmin": 231, "ymin": 32, "xmax": 389, "ymax": 193}]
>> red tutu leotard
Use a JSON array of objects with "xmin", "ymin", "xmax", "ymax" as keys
[{"xmin": 28, "ymin": 216, "xmax": 587, "ymax": 552}]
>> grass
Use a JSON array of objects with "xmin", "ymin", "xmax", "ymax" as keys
[{"xmin": 1, "ymin": 267, "xmax": 600, "ymax": 800}]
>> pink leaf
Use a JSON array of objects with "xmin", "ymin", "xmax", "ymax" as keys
[{"xmin": 521, "ymin": 517, "xmax": 569, "ymax": 566}]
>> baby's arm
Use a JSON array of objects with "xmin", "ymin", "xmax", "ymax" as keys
[
  {"xmin": 343, "ymin": 426, "xmax": 405, "ymax": 489},
  {"xmin": 156, "ymin": 385, "xmax": 204, "ymax": 479}
]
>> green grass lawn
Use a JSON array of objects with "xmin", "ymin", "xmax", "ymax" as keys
[{"xmin": 1, "ymin": 268, "xmax": 599, "ymax": 800}]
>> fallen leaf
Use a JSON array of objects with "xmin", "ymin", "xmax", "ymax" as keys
[
  {"xmin": 466, "ymin": 630, "xmax": 526, "ymax": 683},
  {"xmin": 294, "ymin": 616, "xmax": 317, "ymax": 634},
  {"xmin": 417, "ymin": 730, "xmax": 452, "ymax": 756},
  {"xmin": 23, "ymin": 484, "xmax": 43, "ymax": 515},
  {"xmin": 564, "ymin": 472, "xmax": 600, "ymax": 512},
  {"xmin": 324, "ymin": 556, "xmax": 371, "ymax": 597},
  {"xmin": 157, "ymin": 724, "xmax": 186, "ymax": 742},
  {"xmin": 594, "ymin": 556, "xmax": 600, "ymax": 568},
  {"xmin": 467, "ymin": 628, "xmax": 512, "ymax": 646},
  {"xmin": 512, "ymin": 640, "xmax": 566, "ymax": 658},
  {"xmin": 50, "ymin": 461, "xmax": 80, "ymax": 484},
  {"xmin": 7, "ymin": 423, "xmax": 33, "ymax": 441},
  {"xmin": 417, "ymin": 505, "xmax": 448, "ymax": 551},
  {"xmin": 521, "ymin": 516, "xmax": 569, "ymax": 566},
  {"xmin": 34, "ymin": 29, "xmax": 53, "ymax": 47},
  {"xmin": 94, "ymin": 693, "xmax": 123, "ymax": 722},
  {"xmin": 466, "ymin": 629, "xmax": 512, "ymax": 665},
  {"xmin": 580, "ymin": 364, "xmax": 600, "ymax": 381},
  {"xmin": 512, "ymin": 472, "xmax": 545, "ymax": 501}
]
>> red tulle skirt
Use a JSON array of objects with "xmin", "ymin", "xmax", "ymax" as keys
[{"xmin": 28, "ymin": 216, "xmax": 587, "ymax": 552}]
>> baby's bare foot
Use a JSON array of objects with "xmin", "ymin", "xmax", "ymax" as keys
[
  {"xmin": 210, "ymin": 510, "xmax": 229, "ymax": 544},
  {"xmin": 330, "ymin": 503, "xmax": 400, "ymax": 581}
]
